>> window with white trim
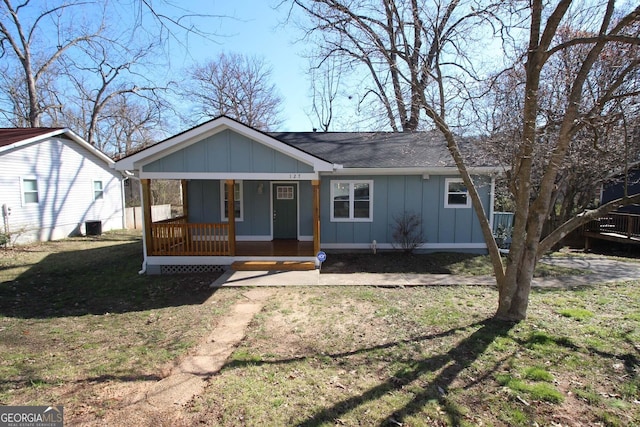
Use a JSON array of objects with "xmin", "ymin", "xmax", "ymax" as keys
[
  {"xmin": 220, "ymin": 181, "xmax": 243, "ymax": 221},
  {"xmin": 445, "ymin": 178, "xmax": 471, "ymax": 208},
  {"xmin": 277, "ymin": 185, "xmax": 294, "ymax": 200},
  {"xmin": 22, "ymin": 178, "xmax": 39, "ymax": 205},
  {"xmin": 330, "ymin": 180, "xmax": 373, "ymax": 221},
  {"xmin": 93, "ymin": 180, "xmax": 104, "ymax": 200}
]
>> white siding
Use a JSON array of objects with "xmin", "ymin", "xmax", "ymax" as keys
[{"xmin": 0, "ymin": 136, "xmax": 124, "ymax": 244}]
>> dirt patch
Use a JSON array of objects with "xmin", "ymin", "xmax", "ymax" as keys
[
  {"xmin": 320, "ymin": 251, "xmax": 478, "ymax": 274},
  {"xmin": 76, "ymin": 288, "xmax": 275, "ymax": 426}
]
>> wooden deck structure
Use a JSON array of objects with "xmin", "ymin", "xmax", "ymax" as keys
[
  {"xmin": 583, "ymin": 212, "xmax": 640, "ymax": 249},
  {"xmin": 140, "ymin": 179, "xmax": 317, "ymax": 262},
  {"xmin": 148, "ymin": 217, "xmax": 315, "ymax": 257}
]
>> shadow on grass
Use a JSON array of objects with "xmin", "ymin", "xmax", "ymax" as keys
[
  {"xmin": 225, "ymin": 318, "xmax": 515, "ymax": 426},
  {"xmin": 319, "ymin": 252, "xmax": 483, "ymax": 274},
  {"xmin": 0, "ymin": 236, "xmax": 220, "ymax": 318}
]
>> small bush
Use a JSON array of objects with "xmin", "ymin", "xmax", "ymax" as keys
[{"xmin": 391, "ymin": 211, "xmax": 424, "ymax": 253}]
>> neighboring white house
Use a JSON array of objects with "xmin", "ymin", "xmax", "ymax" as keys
[{"xmin": 0, "ymin": 128, "xmax": 125, "ymax": 244}]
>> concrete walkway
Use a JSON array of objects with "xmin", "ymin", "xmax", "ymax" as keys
[{"xmin": 211, "ymin": 256, "xmax": 640, "ymax": 289}]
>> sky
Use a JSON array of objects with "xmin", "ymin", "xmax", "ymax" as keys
[{"xmin": 162, "ymin": 1, "xmax": 315, "ymax": 132}]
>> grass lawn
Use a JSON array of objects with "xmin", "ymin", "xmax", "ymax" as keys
[{"xmin": 1, "ymin": 232, "xmax": 638, "ymax": 426}]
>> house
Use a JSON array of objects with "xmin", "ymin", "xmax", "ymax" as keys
[
  {"xmin": 0, "ymin": 128, "xmax": 125, "ymax": 245},
  {"xmin": 582, "ymin": 164, "xmax": 640, "ymax": 248},
  {"xmin": 114, "ymin": 116, "xmax": 501, "ymax": 274},
  {"xmin": 600, "ymin": 165, "xmax": 640, "ymax": 214}
]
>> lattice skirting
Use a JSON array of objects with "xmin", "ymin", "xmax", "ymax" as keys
[{"xmin": 160, "ymin": 264, "xmax": 226, "ymax": 274}]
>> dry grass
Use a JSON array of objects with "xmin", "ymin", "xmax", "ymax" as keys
[{"xmin": 1, "ymin": 234, "xmax": 638, "ymax": 426}]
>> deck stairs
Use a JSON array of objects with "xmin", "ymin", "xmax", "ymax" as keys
[{"xmin": 231, "ymin": 261, "xmax": 316, "ymax": 271}]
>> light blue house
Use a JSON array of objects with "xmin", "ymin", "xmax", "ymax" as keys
[{"xmin": 115, "ymin": 116, "xmax": 500, "ymax": 274}]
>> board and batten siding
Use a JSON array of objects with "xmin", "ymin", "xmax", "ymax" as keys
[
  {"xmin": 320, "ymin": 174, "xmax": 490, "ymax": 250},
  {"xmin": 187, "ymin": 179, "xmax": 314, "ymax": 239},
  {"xmin": 0, "ymin": 136, "xmax": 124, "ymax": 244},
  {"xmin": 143, "ymin": 129, "xmax": 314, "ymax": 174}
]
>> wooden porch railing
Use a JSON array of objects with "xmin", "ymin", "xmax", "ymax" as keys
[
  {"xmin": 149, "ymin": 216, "xmax": 231, "ymax": 255},
  {"xmin": 584, "ymin": 212, "xmax": 640, "ymax": 239}
]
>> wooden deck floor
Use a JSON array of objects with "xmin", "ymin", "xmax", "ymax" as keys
[
  {"xmin": 584, "ymin": 231, "xmax": 640, "ymax": 246},
  {"xmin": 235, "ymin": 240, "xmax": 315, "ymax": 257}
]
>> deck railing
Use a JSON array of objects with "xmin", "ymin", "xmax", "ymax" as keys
[
  {"xmin": 585, "ymin": 212, "xmax": 640, "ymax": 239},
  {"xmin": 150, "ymin": 216, "xmax": 230, "ymax": 255}
]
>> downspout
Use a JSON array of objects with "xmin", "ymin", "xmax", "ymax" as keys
[
  {"xmin": 489, "ymin": 175, "xmax": 496, "ymax": 236},
  {"xmin": 119, "ymin": 175, "xmax": 128, "ymax": 231},
  {"xmin": 137, "ymin": 177, "xmax": 147, "ymax": 275}
]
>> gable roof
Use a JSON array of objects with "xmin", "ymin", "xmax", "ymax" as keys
[
  {"xmin": 269, "ymin": 131, "xmax": 495, "ymax": 170},
  {"xmin": 0, "ymin": 127, "xmax": 115, "ymax": 166},
  {"xmin": 0, "ymin": 128, "xmax": 66, "ymax": 148},
  {"xmin": 115, "ymin": 115, "xmax": 499, "ymax": 174},
  {"xmin": 114, "ymin": 116, "xmax": 336, "ymax": 172}
]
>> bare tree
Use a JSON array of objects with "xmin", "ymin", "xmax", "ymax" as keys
[
  {"xmin": 289, "ymin": 0, "xmax": 497, "ymax": 132},
  {"xmin": 308, "ymin": 55, "xmax": 342, "ymax": 131},
  {"xmin": 290, "ymin": 0, "xmax": 640, "ymax": 320},
  {"xmin": 0, "ymin": 0, "xmax": 105, "ymax": 126},
  {"xmin": 180, "ymin": 53, "xmax": 283, "ymax": 131},
  {"xmin": 485, "ymin": 34, "xmax": 640, "ymax": 235},
  {"xmin": 0, "ymin": 0, "xmax": 223, "ymax": 153},
  {"xmin": 52, "ymin": 37, "xmax": 171, "ymax": 153},
  {"xmin": 104, "ymin": 95, "xmax": 167, "ymax": 157}
]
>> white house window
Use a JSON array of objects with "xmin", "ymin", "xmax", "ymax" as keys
[
  {"xmin": 22, "ymin": 178, "xmax": 39, "ymax": 205},
  {"xmin": 93, "ymin": 180, "xmax": 104, "ymax": 200},
  {"xmin": 277, "ymin": 185, "xmax": 294, "ymax": 200},
  {"xmin": 445, "ymin": 178, "xmax": 471, "ymax": 208},
  {"xmin": 330, "ymin": 180, "xmax": 373, "ymax": 221},
  {"xmin": 221, "ymin": 181, "xmax": 243, "ymax": 221}
]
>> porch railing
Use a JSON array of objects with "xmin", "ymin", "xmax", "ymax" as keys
[
  {"xmin": 584, "ymin": 212, "xmax": 640, "ymax": 239},
  {"xmin": 150, "ymin": 216, "xmax": 231, "ymax": 255}
]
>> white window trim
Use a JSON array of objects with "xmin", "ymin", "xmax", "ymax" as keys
[
  {"xmin": 444, "ymin": 177, "xmax": 471, "ymax": 208},
  {"xmin": 20, "ymin": 176, "xmax": 39, "ymax": 206},
  {"xmin": 220, "ymin": 180, "xmax": 244, "ymax": 222},
  {"xmin": 93, "ymin": 180, "xmax": 104, "ymax": 201},
  {"xmin": 330, "ymin": 180, "xmax": 374, "ymax": 222}
]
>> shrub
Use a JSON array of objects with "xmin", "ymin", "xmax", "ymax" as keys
[{"xmin": 391, "ymin": 211, "xmax": 424, "ymax": 253}]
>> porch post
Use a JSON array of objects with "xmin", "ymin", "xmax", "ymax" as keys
[
  {"xmin": 141, "ymin": 179, "xmax": 153, "ymax": 256},
  {"xmin": 312, "ymin": 180, "xmax": 321, "ymax": 255},
  {"xmin": 181, "ymin": 179, "xmax": 189, "ymax": 219},
  {"xmin": 226, "ymin": 179, "xmax": 236, "ymax": 256}
]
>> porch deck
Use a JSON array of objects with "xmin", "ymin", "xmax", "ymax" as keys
[
  {"xmin": 236, "ymin": 240, "xmax": 315, "ymax": 257},
  {"xmin": 148, "ymin": 217, "xmax": 316, "ymax": 257},
  {"xmin": 584, "ymin": 212, "xmax": 640, "ymax": 249}
]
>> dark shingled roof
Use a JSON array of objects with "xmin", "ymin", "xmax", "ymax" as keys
[
  {"xmin": 269, "ymin": 131, "xmax": 484, "ymax": 168},
  {"xmin": 0, "ymin": 128, "xmax": 65, "ymax": 148}
]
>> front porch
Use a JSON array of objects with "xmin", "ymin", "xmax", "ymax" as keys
[
  {"xmin": 148, "ymin": 216, "xmax": 315, "ymax": 257},
  {"xmin": 140, "ymin": 178, "xmax": 320, "ymax": 273}
]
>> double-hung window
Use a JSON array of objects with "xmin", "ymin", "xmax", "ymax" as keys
[
  {"xmin": 445, "ymin": 178, "xmax": 471, "ymax": 208},
  {"xmin": 93, "ymin": 180, "xmax": 104, "ymax": 200},
  {"xmin": 21, "ymin": 178, "xmax": 39, "ymax": 205},
  {"xmin": 221, "ymin": 181, "xmax": 243, "ymax": 221},
  {"xmin": 330, "ymin": 180, "xmax": 373, "ymax": 221}
]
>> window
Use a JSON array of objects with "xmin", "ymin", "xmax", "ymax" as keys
[
  {"xmin": 93, "ymin": 181, "xmax": 104, "ymax": 200},
  {"xmin": 445, "ymin": 178, "xmax": 471, "ymax": 208},
  {"xmin": 277, "ymin": 185, "xmax": 294, "ymax": 200},
  {"xmin": 221, "ymin": 181, "xmax": 243, "ymax": 221},
  {"xmin": 22, "ymin": 178, "xmax": 39, "ymax": 205},
  {"xmin": 330, "ymin": 180, "xmax": 373, "ymax": 221}
]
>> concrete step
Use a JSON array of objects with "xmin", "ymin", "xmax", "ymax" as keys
[{"xmin": 231, "ymin": 261, "xmax": 316, "ymax": 271}]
